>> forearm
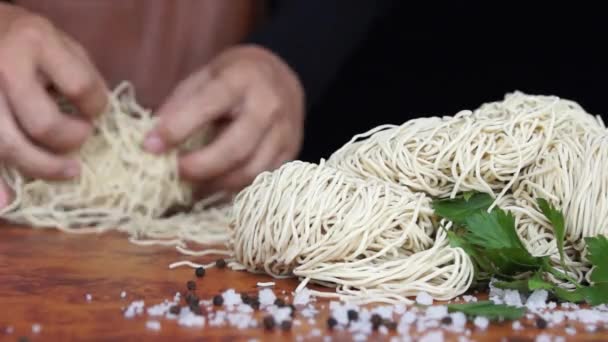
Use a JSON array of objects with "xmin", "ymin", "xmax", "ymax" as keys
[{"xmin": 246, "ymin": 0, "xmax": 397, "ymax": 109}]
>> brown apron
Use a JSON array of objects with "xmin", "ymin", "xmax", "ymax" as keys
[{"xmin": 14, "ymin": 0, "xmax": 263, "ymax": 108}]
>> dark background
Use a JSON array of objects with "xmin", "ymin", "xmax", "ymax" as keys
[{"xmin": 300, "ymin": 2, "xmax": 607, "ymax": 162}]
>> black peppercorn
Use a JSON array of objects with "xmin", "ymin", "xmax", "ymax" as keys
[
  {"xmin": 216, "ymin": 258, "xmax": 227, "ymax": 269},
  {"xmin": 536, "ymin": 317, "xmax": 548, "ymax": 329},
  {"xmin": 250, "ymin": 298, "xmax": 260, "ymax": 310},
  {"xmin": 186, "ymin": 280, "xmax": 196, "ymax": 291},
  {"xmin": 213, "ymin": 295, "xmax": 224, "ymax": 306},
  {"xmin": 263, "ymin": 315, "xmax": 275, "ymax": 330},
  {"xmin": 370, "ymin": 314, "xmax": 382, "ymax": 330},
  {"xmin": 347, "ymin": 309, "xmax": 359, "ymax": 321},
  {"xmin": 441, "ymin": 316, "xmax": 453, "ymax": 325},
  {"xmin": 241, "ymin": 293, "xmax": 251, "ymax": 304},
  {"xmin": 274, "ymin": 298, "xmax": 285, "ymax": 307},
  {"xmin": 185, "ymin": 293, "xmax": 199, "ymax": 305},
  {"xmin": 289, "ymin": 304, "xmax": 296, "ymax": 318},
  {"xmin": 327, "ymin": 317, "xmax": 338, "ymax": 329},
  {"xmin": 280, "ymin": 320, "xmax": 292, "ymax": 331},
  {"xmin": 190, "ymin": 304, "xmax": 202, "ymax": 315},
  {"xmin": 169, "ymin": 305, "xmax": 180, "ymax": 315},
  {"xmin": 195, "ymin": 267, "xmax": 205, "ymax": 278}
]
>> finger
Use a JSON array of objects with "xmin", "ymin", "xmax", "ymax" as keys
[
  {"xmin": 13, "ymin": 82, "xmax": 93, "ymax": 152},
  {"xmin": 178, "ymin": 109, "xmax": 271, "ymax": 182},
  {"xmin": 195, "ymin": 122, "xmax": 283, "ymax": 196},
  {"xmin": 146, "ymin": 72, "xmax": 242, "ymax": 153},
  {"xmin": 0, "ymin": 93, "xmax": 80, "ymax": 180},
  {"xmin": 0, "ymin": 177, "xmax": 11, "ymax": 209},
  {"xmin": 39, "ymin": 31, "xmax": 108, "ymax": 118}
]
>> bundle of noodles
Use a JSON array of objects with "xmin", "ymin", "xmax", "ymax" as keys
[
  {"xmin": 328, "ymin": 92, "xmax": 602, "ymax": 202},
  {"xmin": 0, "ymin": 82, "xmax": 230, "ymax": 244},
  {"xmin": 230, "ymin": 161, "xmax": 473, "ymax": 303}
]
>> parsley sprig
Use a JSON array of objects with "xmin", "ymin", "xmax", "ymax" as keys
[{"xmin": 433, "ymin": 192, "xmax": 608, "ymax": 310}]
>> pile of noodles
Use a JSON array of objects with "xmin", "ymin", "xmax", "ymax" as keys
[{"xmin": 1, "ymin": 83, "xmax": 606, "ymax": 303}]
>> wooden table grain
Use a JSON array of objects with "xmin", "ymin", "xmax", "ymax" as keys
[{"xmin": 0, "ymin": 223, "xmax": 606, "ymax": 341}]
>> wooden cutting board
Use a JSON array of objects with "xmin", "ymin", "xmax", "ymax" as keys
[{"xmin": 0, "ymin": 223, "xmax": 605, "ymax": 341}]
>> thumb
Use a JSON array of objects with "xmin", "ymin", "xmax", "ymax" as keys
[{"xmin": 0, "ymin": 178, "xmax": 12, "ymax": 209}]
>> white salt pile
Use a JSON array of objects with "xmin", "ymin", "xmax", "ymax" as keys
[{"xmin": 145, "ymin": 320, "xmax": 161, "ymax": 331}]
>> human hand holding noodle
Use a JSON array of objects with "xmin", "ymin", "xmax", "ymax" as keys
[
  {"xmin": 143, "ymin": 46, "xmax": 304, "ymax": 197},
  {"xmin": 0, "ymin": 7, "xmax": 107, "ymax": 208}
]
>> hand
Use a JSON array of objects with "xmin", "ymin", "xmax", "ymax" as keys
[
  {"xmin": 0, "ymin": 6, "xmax": 108, "ymax": 208},
  {"xmin": 144, "ymin": 45, "xmax": 304, "ymax": 195}
]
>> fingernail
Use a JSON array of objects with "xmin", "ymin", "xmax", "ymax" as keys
[
  {"xmin": 144, "ymin": 133, "xmax": 165, "ymax": 153},
  {"xmin": 64, "ymin": 162, "xmax": 80, "ymax": 178}
]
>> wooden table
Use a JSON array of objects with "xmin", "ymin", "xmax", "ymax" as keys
[{"xmin": 0, "ymin": 223, "xmax": 606, "ymax": 341}]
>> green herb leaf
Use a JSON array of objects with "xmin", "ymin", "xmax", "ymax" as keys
[
  {"xmin": 464, "ymin": 209, "xmax": 524, "ymax": 251},
  {"xmin": 432, "ymin": 193, "xmax": 494, "ymax": 225},
  {"xmin": 528, "ymin": 272, "xmax": 554, "ymax": 291},
  {"xmin": 585, "ymin": 236, "xmax": 608, "ymax": 284},
  {"xmin": 447, "ymin": 301, "xmax": 525, "ymax": 321},
  {"xmin": 493, "ymin": 279, "xmax": 530, "ymax": 292},
  {"xmin": 537, "ymin": 198, "xmax": 567, "ymax": 271},
  {"xmin": 554, "ymin": 287, "xmax": 585, "ymax": 303},
  {"xmin": 582, "ymin": 283, "xmax": 608, "ymax": 306}
]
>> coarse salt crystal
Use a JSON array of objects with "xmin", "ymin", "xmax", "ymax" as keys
[
  {"xmin": 379, "ymin": 325, "xmax": 389, "ymax": 335},
  {"xmin": 124, "ymin": 300, "xmax": 145, "ymax": 318},
  {"xmin": 323, "ymin": 337, "xmax": 332, "ymax": 342},
  {"xmin": 85, "ymin": 294, "xmax": 93, "ymax": 302},
  {"xmin": 473, "ymin": 316, "xmax": 489, "ymax": 330},
  {"xmin": 416, "ymin": 292, "xmax": 433, "ymax": 306},
  {"xmin": 401, "ymin": 311, "xmax": 417, "ymax": 325},
  {"xmin": 177, "ymin": 307, "xmax": 205, "ymax": 327},
  {"xmin": 426, "ymin": 305, "xmax": 448, "ymax": 320},
  {"xmin": 32, "ymin": 324, "xmax": 42, "ymax": 334},
  {"xmin": 462, "ymin": 295, "xmax": 478, "ymax": 303},
  {"xmin": 222, "ymin": 289, "xmax": 243, "ymax": 307},
  {"xmin": 503, "ymin": 290, "xmax": 523, "ymax": 307},
  {"xmin": 294, "ymin": 288, "xmax": 313, "ymax": 306},
  {"xmin": 451, "ymin": 312, "xmax": 467, "ymax": 329},
  {"xmin": 120, "ymin": 291, "xmax": 127, "ymax": 299},
  {"xmin": 5, "ymin": 326, "xmax": 14, "ymax": 334},
  {"xmin": 526, "ymin": 290, "xmax": 548, "ymax": 310},
  {"xmin": 353, "ymin": 333, "xmax": 367, "ymax": 342},
  {"xmin": 535, "ymin": 334, "xmax": 552, "ymax": 342},
  {"xmin": 565, "ymin": 326, "xmax": 576, "ymax": 335},
  {"xmin": 259, "ymin": 288, "xmax": 276, "ymax": 306},
  {"xmin": 512, "ymin": 321, "xmax": 522, "ymax": 331},
  {"xmin": 145, "ymin": 320, "xmax": 161, "ymax": 331},
  {"xmin": 310, "ymin": 329, "xmax": 321, "ymax": 337},
  {"xmin": 419, "ymin": 330, "xmax": 444, "ymax": 342}
]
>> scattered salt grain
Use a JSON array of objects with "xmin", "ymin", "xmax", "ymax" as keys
[
  {"xmin": 124, "ymin": 300, "xmax": 145, "ymax": 318},
  {"xmin": 416, "ymin": 292, "xmax": 433, "ymax": 306},
  {"xmin": 426, "ymin": 305, "xmax": 448, "ymax": 320},
  {"xmin": 462, "ymin": 295, "xmax": 478, "ymax": 303},
  {"xmin": 5, "ymin": 326, "xmax": 14, "ymax": 334},
  {"xmin": 32, "ymin": 324, "xmax": 42, "ymax": 334},
  {"xmin": 547, "ymin": 302, "xmax": 557, "ymax": 310},
  {"xmin": 293, "ymin": 288, "xmax": 313, "ymax": 306},
  {"xmin": 353, "ymin": 333, "xmax": 367, "ymax": 342},
  {"xmin": 512, "ymin": 321, "xmax": 522, "ymax": 331},
  {"xmin": 177, "ymin": 307, "xmax": 205, "ymax": 327},
  {"xmin": 526, "ymin": 290, "xmax": 548, "ymax": 310},
  {"xmin": 147, "ymin": 300, "xmax": 177, "ymax": 317},
  {"xmin": 222, "ymin": 289, "xmax": 243, "ymax": 307},
  {"xmin": 259, "ymin": 288, "xmax": 276, "ymax": 306},
  {"xmin": 379, "ymin": 325, "xmax": 389, "ymax": 335},
  {"xmin": 323, "ymin": 336, "xmax": 332, "ymax": 342},
  {"xmin": 473, "ymin": 316, "xmax": 489, "ymax": 330},
  {"xmin": 401, "ymin": 311, "xmax": 417, "ymax": 325},
  {"xmin": 565, "ymin": 326, "xmax": 576, "ymax": 335},
  {"xmin": 585, "ymin": 325, "xmax": 597, "ymax": 332},
  {"xmin": 450, "ymin": 312, "xmax": 467, "ymax": 330},
  {"xmin": 85, "ymin": 294, "xmax": 92, "ymax": 302},
  {"xmin": 293, "ymin": 320, "xmax": 302, "ymax": 326},
  {"xmin": 503, "ymin": 289, "xmax": 523, "ymax": 307},
  {"xmin": 310, "ymin": 328, "xmax": 321, "ymax": 337},
  {"xmin": 145, "ymin": 320, "xmax": 161, "ymax": 331},
  {"xmin": 419, "ymin": 330, "xmax": 444, "ymax": 342},
  {"xmin": 301, "ymin": 305, "xmax": 319, "ymax": 318},
  {"xmin": 535, "ymin": 334, "xmax": 551, "ymax": 342},
  {"xmin": 120, "ymin": 291, "xmax": 127, "ymax": 299}
]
